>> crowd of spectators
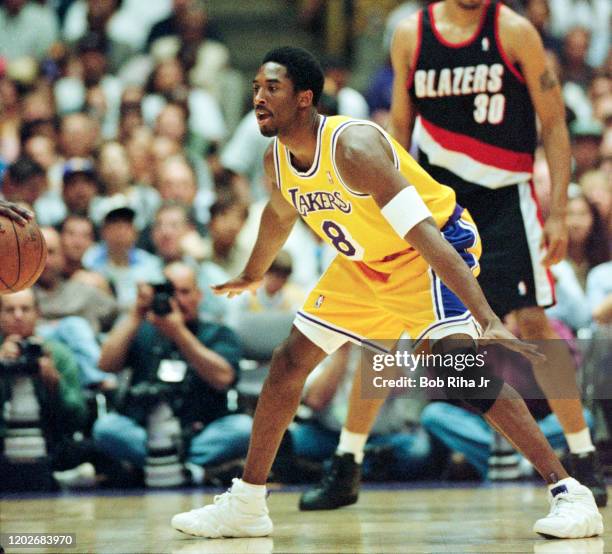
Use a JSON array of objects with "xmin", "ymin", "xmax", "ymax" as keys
[{"xmin": 0, "ymin": 0, "xmax": 610, "ymax": 490}]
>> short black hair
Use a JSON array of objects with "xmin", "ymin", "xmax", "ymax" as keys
[
  {"xmin": 7, "ymin": 157, "xmax": 45, "ymax": 183},
  {"xmin": 209, "ymin": 192, "xmax": 248, "ymax": 221},
  {"xmin": 262, "ymin": 47, "xmax": 324, "ymax": 106}
]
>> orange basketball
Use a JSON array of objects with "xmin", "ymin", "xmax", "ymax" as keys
[{"xmin": 0, "ymin": 216, "xmax": 47, "ymax": 294}]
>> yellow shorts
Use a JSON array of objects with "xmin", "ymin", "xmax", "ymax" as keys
[{"xmin": 294, "ymin": 210, "xmax": 482, "ymax": 353}]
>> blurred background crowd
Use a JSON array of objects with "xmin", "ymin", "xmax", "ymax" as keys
[{"xmin": 0, "ymin": 0, "xmax": 610, "ymax": 491}]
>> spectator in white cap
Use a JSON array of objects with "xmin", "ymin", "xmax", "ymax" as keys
[{"xmin": 83, "ymin": 199, "xmax": 163, "ymax": 310}]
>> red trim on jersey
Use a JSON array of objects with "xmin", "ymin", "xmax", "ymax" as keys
[
  {"xmin": 494, "ymin": 2, "xmax": 526, "ymax": 84},
  {"xmin": 406, "ymin": 10, "xmax": 424, "ymax": 90},
  {"xmin": 528, "ymin": 180, "xmax": 557, "ymax": 303},
  {"xmin": 429, "ymin": 0, "xmax": 490, "ymax": 49},
  {"xmin": 355, "ymin": 261, "xmax": 391, "ymax": 283},
  {"xmin": 420, "ymin": 117, "xmax": 534, "ymax": 172}
]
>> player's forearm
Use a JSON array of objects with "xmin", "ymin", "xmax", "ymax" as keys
[
  {"xmin": 405, "ymin": 220, "xmax": 500, "ymax": 328},
  {"xmin": 541, "ymin": 119, "xmax": 571, "ymax": 217},
  {"xmin": 241, "ymin": 203, "xmax": 295, "ymax": 280},
  {"xmin": 99, "ymin": 313, "xmax": 140, "ymax": 373},
  {"xmin": 171, "ymin": 326, "xmax": 235, "ymax": 390},
  {"xmin": 427, "ymin": 245, "xmax": 499, "ymax": 328}
]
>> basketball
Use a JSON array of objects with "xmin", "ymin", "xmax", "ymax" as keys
[{"xmin": 0, "ymin": 216, "xmax": 47, "ymax": 294}]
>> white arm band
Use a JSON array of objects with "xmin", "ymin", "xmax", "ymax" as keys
[{"xmin": 381, "ymin": 186, "xmax": 432, "ymax": 238}]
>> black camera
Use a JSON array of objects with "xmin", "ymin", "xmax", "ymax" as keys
[
  {"xmin": 0, "ymin": 338, "xmax": 45, "ymax": 376},
  {"xmin": 151, "ymin": 281, "xmax": 175, "ymax": 316}
]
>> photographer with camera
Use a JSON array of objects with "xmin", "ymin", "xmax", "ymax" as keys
[
  {"xmin": 93, "ymin": 261, "xmax": 251, "ymax": 484},
  {"xmin": 0, "ymin": 289, "xmax": 89, "ymax": 490}
]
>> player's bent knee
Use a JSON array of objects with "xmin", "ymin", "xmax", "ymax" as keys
[{"xmin": 269, "ymin": 341, "xmax": 312, "ymax": 382}]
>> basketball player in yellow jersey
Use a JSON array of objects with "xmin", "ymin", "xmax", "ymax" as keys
[{"xmin": 171, "ymin": 47, "xmax": 602, "ymax": 540}]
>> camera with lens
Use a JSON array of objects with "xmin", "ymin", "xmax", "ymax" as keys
[
  {"xmin": 150, "ymin": 281, "xmax": 175, "ymax": 316},
  {"xmin": 0, "ymin": 338, "xmax": 44, "ymax": 376}
]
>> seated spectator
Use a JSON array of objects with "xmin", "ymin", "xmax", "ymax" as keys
[
  {"xmin": 53, "ymin": 33, "xmax": 123, "ymax": 140},
  {"xmin": 201, "ymin": 194, "xmax": 250, "ymax": 277},
  {"xmin": 1, "ymin": 155, "xmax": 45, "ymax": 208},
  {"xmin": 291, "ymin": 345, "xmax": 442, "ymax": 482},
  {"xmin": 565, "ymin": 186, "xmax": 608, "ymax": 289},
  {"xmin": 0, "ymin": 0, "xmax": 59, "ymax": 62},
  {"xmin": 22, "ymin": 133, "xmax": 63, "ymax": 197},
  {"xmin": 61, "ymin": 158, "xmax": 99, "ymax": 223},
  {"xmin": 220, "ymin": 109, "xmax": 271, "ymax": 202},
  {"xmin": 142, "ymin": 57, "xmax": 226, "ymax": 147},
  {"xmin": 155, "ymin": 101, "xmax": 208, "ymax": 166},
  {"xmin": 93, "ymin": 262, "xmax": 251, "ymax": 480},
  {"xmin": 35, "ymin": 227, "xmax": 117, "ymax": 387},
  {"xmin": 37, "ymin": 227, "xmax": 117, "ymax": 333},
  {"xmin": 560, "ymin": 27, "xmax": 595, "ymax": 89},
  {"xmin": 125, "ymin": 126, "xmax": 155, "ymax": 187},
  {"xmin": 570, "ymin": 119, "xmax": 603, "ymax": 180},
  {"xmin": 58, "ymin": 113, "xmax": 100, "ymax": 161},
  {"xmin": 62, "ymin": 0, "xmax": 134, "ymax": 73},
  {"xmin": 59, "ymin": 214, "xmax": 97, "ymax": 278},
  {"xmin": 421, "ymin": 319, "xmax": 594, "ymax": 480},
  {"xmin": 146, "ymin": 0, "xmax": 224, "ymax": 53},
  {"xmin": 547, "ymin": 185, "xmax": 609, "ymax": 331},
  {"xmin": 117, "ymin": 87, "xmax": 145, "ymax": 142},
  {"xmin": 549, "ymin": 0, "xmax": 610, "ymax": 68},
  {"xmin": 151, "ymin": 201, "xmax": 207, "ymax": 262},
  {"xmin": 90, "ymin": 141, "xmax": 139, "ymax": 224},
  {"xmin": 83, "ymin": 203, "xmax": 163, "ymax": 310},
  {"xmin": 0, "ymin": 289, "xmax": 88, "ymax": 476},
  {"xmin": 580, "ymin": 169, "xmax": 611, "ymax": 239},
  {"xmin": 18, "ymin": 90, "xmax": 58, "ymax": 143},
  {"xmin": 587, "ymin": 262, "xmax": 612, "ymax": 326},
  {"xmin": 149, "ymin": 202, "xmax": 229, "ymax": 323},
  {"xmin": 122, "ymin": 128, "xmax": 160, "ymax": 230},
  {"xmin": 228, "ymin": 251, "xmax": 305, "ymax": 323},
  {"xmin": 0, "ymin": 76, "xmax": 20, "ymax": 164},
  {"xmin": 523, "ymin": 0, "xmax": 563, "ymax": 58},
  {"xmin": 322, "ymin": 56, "xmax": 369, "ymax": 119},
  {"xmin": 155, "ymin": 154, "xmax": 213, "ymax": 228},
  {"xmin": 63, "ymin": 0, "xmax": 167, "ymax": 56}
]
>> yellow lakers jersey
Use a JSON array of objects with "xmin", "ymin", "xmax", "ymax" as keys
[{"xmin": 273, "ymin": 116, "xmax": 456, "ymax": 272}]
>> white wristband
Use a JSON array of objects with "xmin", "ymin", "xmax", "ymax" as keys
[{"xmin": 381, "ymin": 186, "xmax": 432, "ymax": 238}]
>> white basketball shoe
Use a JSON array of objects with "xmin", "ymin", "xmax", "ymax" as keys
[
  {"xmin": 533, "ymin": 478, "xmax": 604, "ymax": 539},
  {"xmin": 171, "ymin": 478, "xmax": 273, "ymax": 538}
]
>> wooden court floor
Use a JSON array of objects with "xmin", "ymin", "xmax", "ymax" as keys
[{"xmin": 1, "ymin": 484, "xmax": 610, "ymax": 553}]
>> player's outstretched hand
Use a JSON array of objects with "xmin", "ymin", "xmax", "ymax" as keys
[
  {"xmin": 481, "ymin": 319, "xmax": 546, "ymax": 366},
  {"xmin": 0, "ymin": 200, "xmax": 33, "ymax": 226},
  {"xmin": 211, "ymin": 274, "xmax": 262, "ymax": 298}
]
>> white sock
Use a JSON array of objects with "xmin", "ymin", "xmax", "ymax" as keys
[
  {"xmin": 565, "ymin": 427, "xmax": 595, "ymax": 454},
  {"xmin": 336, "ymin": 427, "xmax": 367, "ymax": 464},
  {"xmin": 233, "ymin": 478, "xmax": 267, "ymax": 498}
]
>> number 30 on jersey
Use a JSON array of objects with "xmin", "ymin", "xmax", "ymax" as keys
[{"xmin": 473, "ymin": 93, "xmax": 506, "ymax": 124}]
